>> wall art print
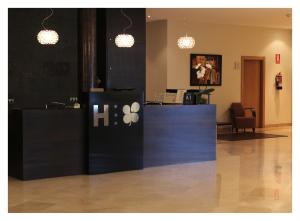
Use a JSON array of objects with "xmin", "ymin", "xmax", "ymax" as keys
[{"xmin": 190, "ymin": 54, "xmax": 222, "ymax": 86}]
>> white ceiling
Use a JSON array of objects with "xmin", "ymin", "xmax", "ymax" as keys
[{"xmin": 146, "ymin": 8, "xmax": 292, "ymax": 29}]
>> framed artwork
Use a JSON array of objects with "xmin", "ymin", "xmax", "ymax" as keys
[{"xmin": 190, "ymin": 54, "xmax": 222, "ymax": 86}]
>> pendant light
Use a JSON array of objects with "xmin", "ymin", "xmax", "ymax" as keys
[
  {"xmin": 177, "ymin": 18, "xmax": 195, "ymax": 49},
  {"xmin": 37, "ymin": 8, "xmax": 59, "ymax": 45},
  {"xmin": 115, "ymin": 9, "xmax": 135, "ymax": 48},
  {"xmin": 177, "ymin": 34, "xmax": 195, "ymax": 49}
]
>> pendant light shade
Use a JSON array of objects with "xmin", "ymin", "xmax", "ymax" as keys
[
  {"xmin": 177, "ymin": 18, "xmax": 195, "ymax": 49},
  {"xmin": 115, "ymin": 9, "xmax": 134, "ymax": 48},
  {"xmin": 37, "ymin": 29, "xmax": 59, "ymax": 45},
  {"xmin": 115, "ymin": 34, "xmax": 135, "ymax": 48},
  {"xmin": 177, "ymin": 35, "xmax": 195, "ymax": 49},
  {"xmin": 37, "ymin": 9, "xmax": 59, "ymax": 45}
]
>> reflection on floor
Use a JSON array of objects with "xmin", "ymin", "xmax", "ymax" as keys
[{"xmin": 8, "ymin": 127, "xmax": 292, "ymax": 212}]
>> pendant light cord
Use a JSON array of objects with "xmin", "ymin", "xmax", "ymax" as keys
[
  {"xmin": 41, "ymin": 8, "xmax": 54, "ymax": 30},
  {"xmin": 184, "ymin": 17, "xmax": 187, "ymax": 35},
  {"xmin": 121, "ymin": 8, "xmax": 133, "ymax": 33}
]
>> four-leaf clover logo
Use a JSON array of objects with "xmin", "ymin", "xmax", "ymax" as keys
[{"xmin": 122, "ymin": 102, "xmax": 140, "ymax": 126}]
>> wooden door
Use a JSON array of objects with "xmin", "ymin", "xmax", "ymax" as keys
[{"xmin": 241, "ymin": 57, "xmax": 265, "ymax": 128}]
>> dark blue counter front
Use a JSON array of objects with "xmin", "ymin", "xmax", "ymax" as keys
[
  {"xmin": 88, "ymin": 92, "xmax": 216, "ymax": 174},
  {"xmin": 88, "ymin": 91, "xmax": 144, "ymax": 174},
  {"xmin": 8, "ymin": 98, "xmax": 216, "ymax": 180},
  {"xmin": 144, "ymin": 105, "xmax": 216, "ymax": 167}
]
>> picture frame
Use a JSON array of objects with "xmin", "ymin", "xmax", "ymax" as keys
[{"xmin": 190, "ymin": 54, "xmax": 222, "ymax": 86}]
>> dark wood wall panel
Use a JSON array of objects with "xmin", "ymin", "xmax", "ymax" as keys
[
  {"xmin": 8, "ymin": 8, "xmax": 145, "ymax": 106},
  {"xmin": 96, "ymin": 9, "xmax": 107, "ymax": 89},
  {"xmin": 8, "ymin": 9, "xmax": 78, "ymax": 108},
  {"xmin": 105, "ymin": 9, "xmax": 145, "ymax": 92},
  {"xmin": 79, "ymin": 9, "xmax": 98, "ymax": 92}
]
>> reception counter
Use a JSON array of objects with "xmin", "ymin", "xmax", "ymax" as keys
[
  {"xmin": 8, "ymin": 108, "xmax": 86, "ymax": 180},
  {"xmin": 144, "ymin": 104, "xmax": 216, "ymax": 167},
  {"xmin": 8, "ymin": 100, "xmax": 216, "ymax": 180}
]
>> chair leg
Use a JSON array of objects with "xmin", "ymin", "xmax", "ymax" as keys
[
  {"xmin": 244, "ymin": 128, "xmax": 246, "ymax": 133},
  {"xmin": 236, "ymin": 128, "xmax": 238, "ymax": 133},
  {"xmin": 252, "ymin": 128, "xmax": 255, "ymax": 133}
]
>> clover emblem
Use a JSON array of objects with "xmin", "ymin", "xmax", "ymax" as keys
[{"xmin": 122, "ymin": 102, "xmax": 140, "ymax": 126}]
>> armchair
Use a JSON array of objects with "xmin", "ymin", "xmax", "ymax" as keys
[{"xmin": 230, "ymin": 103, "xmax": 256, "ymax": 133}]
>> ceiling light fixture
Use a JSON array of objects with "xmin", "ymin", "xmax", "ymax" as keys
[
  {"xmin": 177, "ymin": 34, "xmax": 195, "ymax": 49},
  {"xmin": 177, "ymin": 18, "xmax": 195, "ymax": 49},
  {"xmin": 115, "ymin": 9, "xmax": 135, "ymax": 48},
  {"xmin": 37, "ymin": 8, "xmax": 59, "ymax": 45}
]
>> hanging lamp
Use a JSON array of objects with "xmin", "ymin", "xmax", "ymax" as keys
[
  {"xmin": 177, "ymin": 34, "xmax": 195, "ymax": 49},
  {"xmin": 37, "ymin": 8, "xmax": 59, "ymax": 45},
  {"xmin": 177, "ymin": 18, "xmax": 195, "ymax": 49},
  {"xmin": 115, "ymin": 9, "xmax": 135, "ymax": 48}
]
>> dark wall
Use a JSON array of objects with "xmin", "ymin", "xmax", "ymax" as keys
[
  {"xmin": 8, "ymin": 8, "xmax": 145, "ymax": 108},
  {"xmin": 8, "ymin": 9, "xmax": 78, "ymax": 108},
  {"xmin": 100, "ymin": 9, "xmax": 145, "ymax": 92}
]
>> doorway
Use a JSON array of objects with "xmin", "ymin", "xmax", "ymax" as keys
[{"xmin": 241, "ymin": 56, "xmax": 265, "ymax": 128}]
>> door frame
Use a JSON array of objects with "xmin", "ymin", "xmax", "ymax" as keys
[{"xmin": 241, "ymin": 56, "xmax": 265, "ymax": 128}]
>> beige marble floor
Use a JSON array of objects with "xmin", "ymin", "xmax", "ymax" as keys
[{"xmin": 8, "ymin": 127, "xmax": 292, "ymax": 212}]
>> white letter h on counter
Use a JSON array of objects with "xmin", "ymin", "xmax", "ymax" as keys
[{"xmin": 93, "ymin": 105, "xmax": 109, "ymax": 127}]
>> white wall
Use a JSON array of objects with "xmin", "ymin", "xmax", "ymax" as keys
[{"xmin": 146, "ymin": 20, "xmax": 292, "ymax": 125}]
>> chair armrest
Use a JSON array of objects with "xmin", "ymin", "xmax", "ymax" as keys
[{"xmin": 244, "ymin": 107, "xmax": 256, "ymax": 117}]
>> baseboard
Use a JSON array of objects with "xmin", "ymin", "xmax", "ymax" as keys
[{"xmin": 264, "ymin": 123, "xmax": 292, "ymax": 128}]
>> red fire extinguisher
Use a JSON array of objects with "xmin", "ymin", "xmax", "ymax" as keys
[{"xmin": 275, "ymin": 72, "xmax": 283, "ymax": 90}]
